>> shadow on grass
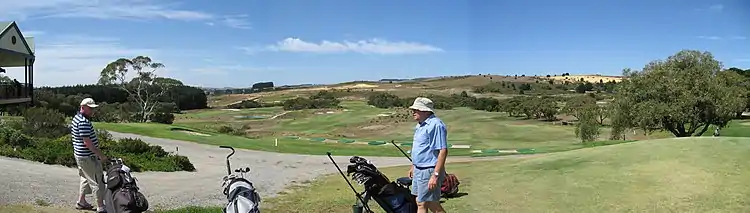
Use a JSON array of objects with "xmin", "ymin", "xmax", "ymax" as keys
[{"xmin": 446, "ymin": 192, "xmax": 469, "ymax": 199}]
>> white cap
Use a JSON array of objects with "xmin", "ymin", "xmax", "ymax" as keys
[
  {"xmin": 408, "ymin": 97, "xmax": 434, "ymax": 112},
  {"xmin": 80, "ymin": 98, "xmax": 99, "ymax": 108}
]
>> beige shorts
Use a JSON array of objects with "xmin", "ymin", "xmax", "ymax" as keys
[{"xmin": 76, "ymin": 156, "xmax": 105, "ymax": 207}]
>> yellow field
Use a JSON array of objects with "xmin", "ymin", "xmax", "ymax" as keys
[{"xmin": 546, "ymin": 75, "xmax": 625, "ymax": 83}]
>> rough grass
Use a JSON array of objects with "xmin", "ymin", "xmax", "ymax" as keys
[
  {"xmin": 7, "ymin": 137, "xmax": 748, "ymax": 212},
  {"xmin": 127, "ymin": 136, "xmax": 750, "ymax": 212},
  {"xmin": 258, "ymin": 137, "xmax": 750, "ymax": 212}
]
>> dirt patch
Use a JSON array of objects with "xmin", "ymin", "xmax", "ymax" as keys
[
  {"xmin": 361, "ymin": 125, "xmax": 389, "ymax": 130},
  {"xmin": 270, "ymin": 111, "xmax": 290, "ymax": 119}
]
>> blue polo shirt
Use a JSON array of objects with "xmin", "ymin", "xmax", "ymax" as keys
[{"xmin": 411, "ymin": 114, "xmax": 448, "ymax": 168}]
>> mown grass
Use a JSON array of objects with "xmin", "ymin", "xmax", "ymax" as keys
[
  {"xmin": 163, "ymin": 137, "xmax": 750, "ymax": 213},
  {"xmin": 94, "ymin": 122, "xmax": 476, "ymax": 157},
  {"xmin": 160, "ymin": 100, "xmax": 660, "ymax": 153}
]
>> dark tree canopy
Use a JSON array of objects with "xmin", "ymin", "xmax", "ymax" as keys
[{"xmin": 610, "ymin": 50, "xmax": 747, "ymax": 137}]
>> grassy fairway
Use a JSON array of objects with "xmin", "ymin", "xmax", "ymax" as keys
[
  {"xmin": 252, "ymin": 137, "xmax": 750, "ymax": 212},
  {"xmin": 94, "ymin": 122, "xmax": 478, "ymax": 157},
  {"xmin": 116, "ymin": 100, "xmax": 668, "ymax": 156}
]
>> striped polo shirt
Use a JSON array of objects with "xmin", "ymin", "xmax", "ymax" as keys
[{"xmin": 71, "ymin": 112, "xmax": 99, "ymax": 157}]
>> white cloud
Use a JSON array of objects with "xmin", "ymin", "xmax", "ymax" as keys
[
  {"xmin": 708, "ymin": 4, "xmax": 724, "ymax": 12},
  {"xmin": 697, "ymin": 35, "xmax": 746, "ymax": 40},
  {"xmin": 695, "ymin": 4, "xmax": 724, "ymax": 12},
  {"xmin": 697, "ymin": 36, "xmax": 722, "ymax": 40},
  {"xmin": 0, "ymin": 0, "xmax": 249, "ymax": 29},
  {"xmin": 2, "ymin": 35, "xmax": 162, "ymax": 86},
  {"xmin": 263, "ymin": 37, "xmax": 443, "ymax": 55},
  {"xmin": 218, "ymin": 15, "xmax": 252, "ymax": 29}
]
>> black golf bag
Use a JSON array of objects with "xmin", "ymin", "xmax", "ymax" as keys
[
  {"xmin": 219, "ymin": 146, "xmax": 261, "ymax": 213},
  {"xmin": 104, "ymin": 158, "xmax": 149, "ymax": 213},
  {"xmin": 326, "ymin": 152, "xmax": 417, "ymax": 213}
]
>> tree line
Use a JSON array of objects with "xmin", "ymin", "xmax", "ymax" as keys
[
  {"xmin": 365, "ymin": 51, "xmax": 750, "ymax": 143},
  {"xmin": 1, "ymin": 56, "xmax": 209, "ymax": 125}
]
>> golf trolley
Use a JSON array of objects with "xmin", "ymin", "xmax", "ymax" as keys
[
  {"xmin": 104, "ymin": 158, "xmax": 149, "ymax": 213},
  {"xmin": 219, "ymin": 146, "xmax": 261, "ymax": 213},
  {"xmin": 327, "ymin": 152, "xmax": 417, "ymax": 213},
  {"xmin": 327, "ymin": 141, "xmax": 462, "ymax": 213}
]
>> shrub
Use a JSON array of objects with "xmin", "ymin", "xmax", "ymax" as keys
[
  {"xmin": 0, "ymin": 126, "xmax": 33, "ymax": 148},
  {"xmin": 227, "ymin": 100, "xmax": 262, "ymax": 109},
  {"xmin": 282, "ymin": 90, "xmax": 341, "ymax": 110},
  {"xmin": 0, "ymin": 125, "xmax": 195, "ymax": 172},
  {"xmin": 21, "ymin": 107, "xmax": 69, "ymax": 138},
  {"xmin": 367, "ymin": 92, "xmax": 404, "ymax": 108},
  {"xmin": 366, "ymin": 91, "xmax": 504, "ymax": 113},
  {"xmin": 217, "ymin": 125, "xmax": 235, "ymax": 134},
  {"xmin": 575, "ymin": 109, "xmax": 601, "ymax": 143},
  {"xmin": 150, "ymin": 112, "xmax": 175, "ymax": 124}
]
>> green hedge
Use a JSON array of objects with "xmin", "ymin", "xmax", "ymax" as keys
[{"xmin": 0, "ymin": 126, "xmax": 195, "ymax": 172}]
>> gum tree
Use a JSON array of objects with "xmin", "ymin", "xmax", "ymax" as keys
[{"xmin": 97, "ymin": 56, "xmax": 170, "ymax": 122}]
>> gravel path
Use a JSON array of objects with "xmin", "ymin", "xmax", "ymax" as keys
[{"xmin": 0, "ymin": 132, "xmax": 536, "ymax": 210}]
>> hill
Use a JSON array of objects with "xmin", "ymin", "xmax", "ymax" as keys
[{"xmin": 208, "ymin": 73, "xmax": 623, "ymax": 107}]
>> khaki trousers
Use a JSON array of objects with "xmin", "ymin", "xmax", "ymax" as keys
[{"xmin": 76, "ymin": 156, "xmax": 105, "ymax": 208}]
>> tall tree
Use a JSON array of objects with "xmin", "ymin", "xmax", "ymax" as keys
[
  {"xmin": 610, "ymin": 50, "xmax": 747, "ymax": 137},
  {"xmin": 98, "ymin": 56, "xmax": 171, "ymax": 122},
  {"xmin": 562, "ymin": 95, "xmax": 597, "ymax": 121}
]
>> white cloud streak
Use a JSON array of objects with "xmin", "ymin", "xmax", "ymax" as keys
[
  {"xmin": 708, "ymin": 4, "xmax": 724, "ymax": 12},
  {"xmin": 697, "ymin": 35, "xmax": 746, "ymax": 40},
  {"xmin": 0, "ymin": 0, "xmax": 250, "ymax": 29},
  {"xmin": 263, "ymin": 37, "xmax": 443, "ymax": 55},
  {"xmin": 695, "ymin": 4, "xmax": 724, "ymax": 12},
  {"xmin": 218, "ymin": 15, "xmax": 252, "ymax": 29}
]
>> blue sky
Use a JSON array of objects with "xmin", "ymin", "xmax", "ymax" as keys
[{"xmin": 1, "ymin": 0, "xmax": 748, "ymax": 87}]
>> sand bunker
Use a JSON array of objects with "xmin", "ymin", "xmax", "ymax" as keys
[
  {"xmin": 222, "ymin": 109, "xmax": 241, "ymax": 111},
  {"xmin": 178, "ymin": 130, "xmax": 211, "ymax": 137},
  {"xmin": 336, "ymin": 83, "xmax": 378, "ymax": 89},
  {"xmin": 451, "ymin": 145, "xmax": 472, "ymax": 149}
]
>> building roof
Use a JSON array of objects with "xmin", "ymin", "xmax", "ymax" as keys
[
  {"xmin": 0, "ymin": 21, "xmax": 34, "ymax": 54},
  {"xmin": 0, "ymin": 21, "xmax": 11, "ymax": 33},
  {"xmin": 0, "ymin": 21, "xmax": 35, "ymax": 67}
]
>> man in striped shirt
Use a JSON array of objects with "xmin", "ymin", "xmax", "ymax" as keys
[{"xmin": 72, "ymin": 98, "xmax": 108, "ymax": 213}]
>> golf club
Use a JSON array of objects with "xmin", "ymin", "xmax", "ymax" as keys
[
  {"xmin": 220, "ymin": 145, "xmax": 235, "ymax": 176},
  {"xmin": 390, "ymin": 140, "xmax": 412, "ymax": 162},
  {"xmin": 326, "ymin": 152, "xmax": 374, "ymax": 213}
]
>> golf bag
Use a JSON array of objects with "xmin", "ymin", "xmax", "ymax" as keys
[
  {"xmin": 326, "ymin": 152, "xmax": 417, "ymax": 213},
  {"xmin": 390, "ymin": 141, "xmax": 461, "ymax": 198},
  {"xmin": 219, "ymin": 146, "xmax": 261, "ymax": 213},
  {"xmin": 104, "ymin": 158, "xmax": 149, "ymax": 213}
]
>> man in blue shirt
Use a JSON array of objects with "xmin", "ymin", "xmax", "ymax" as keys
[{"xmin": 407, "ymin": 97, "xmax": 448, "ymax": 213}]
